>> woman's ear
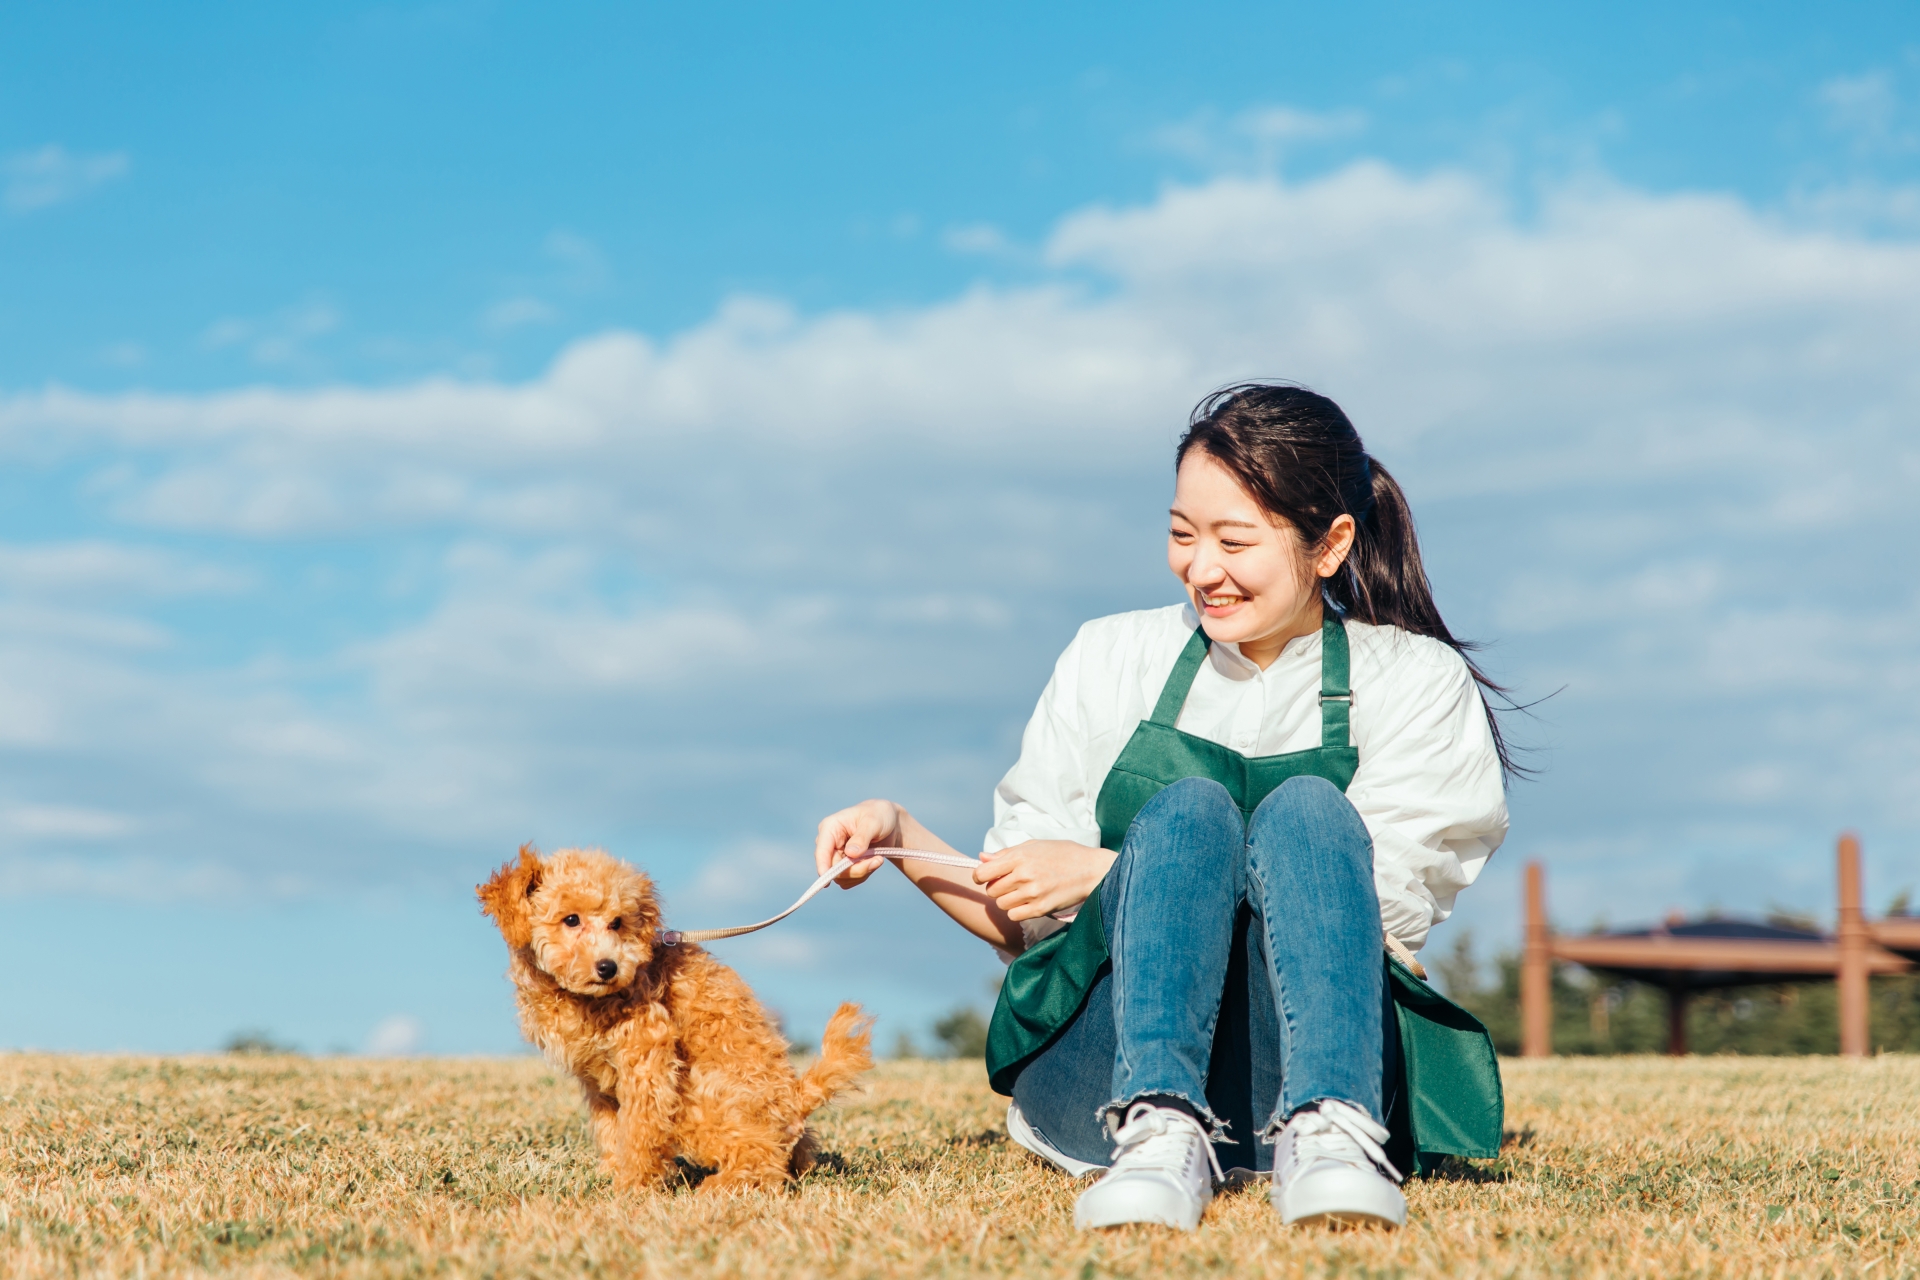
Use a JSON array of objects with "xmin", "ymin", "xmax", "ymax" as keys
[
  {"xmin": 1315, "ymin": 513, "xmax": 1357, "ymax": 579},
  {"xmin": 477, "ymin": 844, "xmax": 544, "ymax": 948}
]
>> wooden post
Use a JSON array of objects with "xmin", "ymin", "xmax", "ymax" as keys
[
  {"xmin": 1666, "ymin": 980, "xmax": 1689, "ymax": 1056},
  {"xmin": 1522, "ymin": 861, "xmax": 1552, "ymax": 1058},
  {"xmin": 1838, "ymin": 832, "xmax": 1869, "ymax": 1058}
]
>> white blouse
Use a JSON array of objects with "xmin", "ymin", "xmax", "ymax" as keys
[{"xmin": 985, "ymin": 603, "xmax": 1508, "ymax": 955}]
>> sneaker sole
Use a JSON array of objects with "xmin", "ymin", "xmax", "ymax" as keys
[
  {"xmin": 1074, "ymin": 1180, "xmax": 1210, "ymax": 1232},
  {"xmin": 1004, "ymin": 1103, "xmax": 1104, "ymax": 1179},
  {"xmin": 1274, "ymin": 1171, "xmax": 1407, "ymax": 1229},
  {"xmin": 1282, "ymin": 1209, "xmax": 1404, "ymax": 1230}
]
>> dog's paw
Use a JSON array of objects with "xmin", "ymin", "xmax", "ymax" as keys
[
  {"xmin": 609, "ymin": 1160, "xmax": 678, "ymax": 1196},
  {"xmin": 698, "ymin": 1167, "xmax": 789, "ymax": 1194}
]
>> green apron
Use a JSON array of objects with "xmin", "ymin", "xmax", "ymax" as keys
[{"xmin": 985, "ymin": 612, "xmax": 1503, "ymax": 1174}]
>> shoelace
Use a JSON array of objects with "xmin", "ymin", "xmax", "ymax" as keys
[
  {"xmin": 1109, "ymin": 1103, "xmax": 1225, "ymax": 1184},
  {"xmin": 1284, "ymin": 1099, "xmax": 1404, "ymax": 1185}
]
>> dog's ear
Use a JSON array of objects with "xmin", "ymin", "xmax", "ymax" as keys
[{"xmin": 477, "ymin": 844, "xmax": 544, "ymax": 948}]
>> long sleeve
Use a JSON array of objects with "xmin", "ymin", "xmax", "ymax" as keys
[
  {"xmin": 1345, "ymin": 632, "xmax": 1508, "ymax": 952},
  {"xmin": 982, "ymin": 627, "xmax": 1099, "ymax": 956},
  {"xmin": 986, "ymin": 623, "xmax": 1103, "ymax": 853}
]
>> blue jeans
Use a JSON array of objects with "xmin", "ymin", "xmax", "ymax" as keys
[{"xmin": 1011, "ymin": 775, "xmax": 1396, "ymax": 1171}]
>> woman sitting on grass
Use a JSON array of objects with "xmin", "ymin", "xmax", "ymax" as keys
[{"xmin": 815, "ymin": 384, "xmax": 1511, "ymax": 1232}]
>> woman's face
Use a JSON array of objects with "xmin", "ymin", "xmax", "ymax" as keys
[{"xmin": 1167, "ymin": 450, "xmax": 1352, "ymax": 656}]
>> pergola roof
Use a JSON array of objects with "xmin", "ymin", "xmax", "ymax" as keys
[{"xmin": 1554, "ymin": 918, "xmax": 1910, "ymax": 992}]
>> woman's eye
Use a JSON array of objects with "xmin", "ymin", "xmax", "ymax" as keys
[
  {"xmin": 563, "ymin": 914, "xmax": 580, "ymax": 927},
  {"xmin": 1169, "ymin": 528, "xmax": 1193, "ymax": 540},
  {"xmin": 608, "ymin": 918, "xmax": 623, "ymax": 931}
]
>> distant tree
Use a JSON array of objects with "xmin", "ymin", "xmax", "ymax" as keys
[
  {"xmin": 890, "ymin": 1030, "xmax": 919, "ymax": 1060},
  {"xmin": 224, "ymin": 1029, "xmax": 299, "ymax": 1056},
  {"xmin": 931, "ymin": 1007, "xmax": 990, "ymax": 1059},
  {"xmin": 1766, "ymin": 906, "xmax": 1822, "ymax": 934}
]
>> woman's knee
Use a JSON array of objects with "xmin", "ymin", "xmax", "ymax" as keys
[
  {"xmin": 1128, "ymin": 777, "xmax": 1241, "ymax": 850},
  {"xmin": 1106, "ymin": 778, "xmax": 1244, "ymax": 935},
  {"xmin": 1246, "ymin": 776, "xmax": 1371, "ymax": 869}
]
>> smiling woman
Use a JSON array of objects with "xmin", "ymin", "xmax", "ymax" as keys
[{"xmin": 814, "ymin": 383, "xmax": 1511, "ymax": 1234}]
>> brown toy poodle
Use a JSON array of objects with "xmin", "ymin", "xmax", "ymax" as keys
[{"xmin": 478, "ymin": 844, "xmax": 873, "ymax": 1191}]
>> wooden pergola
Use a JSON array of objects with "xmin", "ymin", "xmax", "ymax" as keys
[{"xmin": 1521, "ymin": 835, "xmax": 1915, "ymax": 1057}]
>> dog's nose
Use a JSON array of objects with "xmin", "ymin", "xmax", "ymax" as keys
[{"xmin": 595, "ymin": 960, "xmax": 618, "ymax": 981}]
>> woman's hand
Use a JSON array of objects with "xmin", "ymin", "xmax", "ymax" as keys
[
  {"xmin": 972, "ymin": 840, "xmax": 1116, "ymax": 922},
  {"xmin": 814, "ymin": 799, "xmax": 904, "ymax": 888}
]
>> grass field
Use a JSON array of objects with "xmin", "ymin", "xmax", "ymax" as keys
[{"xmin": 3, "ymin": 1052, "xmax": 1918, "ymax": 1278}]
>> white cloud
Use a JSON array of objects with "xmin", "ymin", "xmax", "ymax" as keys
[
  {"xmin": 201, "ymin": 301, "xmax": 341, "ymax": 367},
  {"xmin": 1819, "ymin": 70, "xmax": 1912, "ymax": 154},
  {"xmin": 1149, "ymin": 105, "xmax": 1367, "ymax": 171},
  {"xmin": 202, "ymin": 305, "xmax": 345, "ymax": 370},
  {"xmin": 543, "ymin": 229, "xmax": 609, "ymax": 291},
  {"xmin": 482, "ymin": 295, "xmax": 559, "ymax": 331},
  {"xmin": 3, "ymin": 145, "xmax": 129, "ymax": 213},
  {"xmin": 1239, "ymin": 105, "xmax": 1369, "ymax": 145},
  {"xmin": 686, "ymin": 839, "xmax": 827, "ymax": 912},
  {"xmin": 942, "ymin": 223, "xmax": 1012, "ymax": 255},
  {"xmin": 0, "ymin": 804, "xmax": 134, "ymax": 839},
  {"xmin": 0, "ymin": 854, "xmax": 262, "ymax": 901},
  {"xmin": 27, "ymin": 163, "xmax": 1913, "ymax": 549},
  {"xmin": 0, "ymin": 541, "xmax": 249, "ymax": 597},
  {"xmin": 2, "ymin": 155, "xmax": 1919, "ymax": 958},
  {"xmin": 1781, "ymin": 175, "xmax": 1920, "ymax": 235}
]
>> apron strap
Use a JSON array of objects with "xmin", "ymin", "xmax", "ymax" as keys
[
  {"xmin": 1148, "ymin": 627, "xmax": 1212, "ymax": 726},
  {"xmin": 1320, "ymin": 612, "xmax": 1352, "ymax": 749},
  {"xmin": 1150, "ymin": 614, "xmax": 1353, "ymax": 741}
]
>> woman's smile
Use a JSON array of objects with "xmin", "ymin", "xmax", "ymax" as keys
[{"xmin": 1197, "ymin": 591, "xmax": 1249, "ymax": 616}]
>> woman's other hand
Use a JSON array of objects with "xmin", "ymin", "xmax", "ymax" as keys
[
  {"xmin": 815, "ymin": 799, "xmax": 903, "ymax": 888},
  {"xmin": 973, "ymin": 841, "xmax": 1116, "ymax": 922}
]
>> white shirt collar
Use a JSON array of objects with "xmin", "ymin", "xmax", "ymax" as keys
[{"xmin": 1180, "ymin": 603, "xmax": 1324, "ymax": 679}]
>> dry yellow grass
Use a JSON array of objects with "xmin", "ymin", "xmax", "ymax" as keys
[{"xmin": 2, "ymin": 1051, "xmax": 1917, "ymax": 1278}]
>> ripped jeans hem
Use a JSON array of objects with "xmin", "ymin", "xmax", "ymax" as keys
[
  {"xmin": 1101, "ymin": 1091, "xmax": 1230, "ymax": 1144},
  {"xmin": 1259, "ymin": 1093, "xmax": 1375, "ymax": 1141}
]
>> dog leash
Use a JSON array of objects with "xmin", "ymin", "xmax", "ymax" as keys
[
  {"xmin": 657, "ymin": 845, "xmax": 1428, "ymax": 977},
  {"xmin": 658, "ymin": 848, "xmax": 981, "ymax": 946}
]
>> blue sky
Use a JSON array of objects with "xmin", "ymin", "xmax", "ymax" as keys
[{"xmin": 3, "ymin": 1, "xmax": 1919, "ymax": 1054}]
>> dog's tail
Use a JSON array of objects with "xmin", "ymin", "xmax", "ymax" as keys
[{"xmin": 795, "ymin": 1002, "xmax": 874, "ymax": 1115}]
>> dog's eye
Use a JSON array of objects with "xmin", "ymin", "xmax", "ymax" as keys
[
  {"xmin": 563, "ymin": 914, "xmax": 580, "ymax": 928},
  {"xmin": 608, "ymin": 917, "xmax": 622, "ymax": 931}
]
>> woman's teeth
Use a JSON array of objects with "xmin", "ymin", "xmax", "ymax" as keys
[{"xmin": 1202, "ymin": 594, "xmax": 1244, "ymax": 607}]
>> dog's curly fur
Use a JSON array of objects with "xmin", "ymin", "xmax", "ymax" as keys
[{"xmin": 477, "ymin": 844, "xmax": 873, "ymax": 1192}]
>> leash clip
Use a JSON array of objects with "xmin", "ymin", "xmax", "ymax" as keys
[{"xmin": 658, "ymin": 930, "xmax": 682, "ymax": 948}]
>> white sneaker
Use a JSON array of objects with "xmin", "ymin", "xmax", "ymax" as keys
[
  {"xmin": 1005, "ymin": 1102, "xmax": 1105, "ymax": 1178},
  {"xmin": 1073, "ymin": 1102, "xmax": 1222, "ymax": 1232},
  {"xmin": 1270, "ymin": 1099, "xmax": 1407, "ymax": 1229}
]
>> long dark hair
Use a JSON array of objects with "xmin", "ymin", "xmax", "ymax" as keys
[{"xmin": 1177, "ymin": 382, "xmax": 1523, "ymax": 777}]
